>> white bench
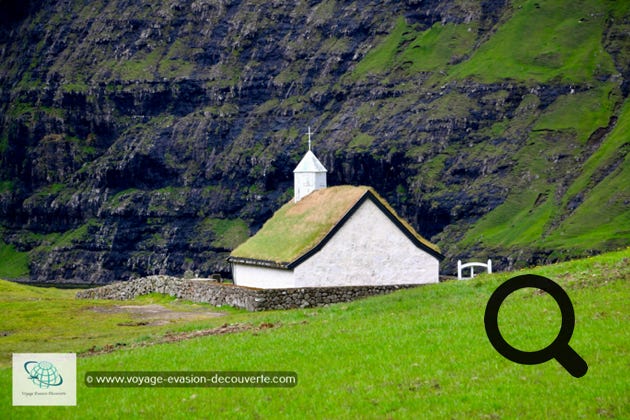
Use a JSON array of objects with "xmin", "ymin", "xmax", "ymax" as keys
[{"xmin": 457, "ymin": 259, "xmax": 492, "ymax": 280}]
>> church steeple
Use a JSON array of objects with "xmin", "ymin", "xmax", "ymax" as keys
[{"xmin": 294, "ymin": 127, "xmax": 327, "ymax": 202}]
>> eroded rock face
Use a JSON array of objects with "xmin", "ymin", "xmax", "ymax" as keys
[{"xmin": 0, "ymin": 1, "xmax": 627, "ymax": 283}]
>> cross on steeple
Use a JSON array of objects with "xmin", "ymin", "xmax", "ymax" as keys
[{"xmin": 307, "ymin": 126, "xmax": 313, "ymax": 151}]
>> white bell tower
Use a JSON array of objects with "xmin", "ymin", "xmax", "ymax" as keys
[{"xmin": 294, "ymin": 127, "xmax": 327, "ymax": 202}]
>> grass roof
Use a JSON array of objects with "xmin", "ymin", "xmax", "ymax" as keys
[{"xmin": 230, "ymin": 185, "xmax": 441, "ymax": 265}]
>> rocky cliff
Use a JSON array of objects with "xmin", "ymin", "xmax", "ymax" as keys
[{"xmin": 1, "ymin": 0, "xmax": 628, "ymax": 284}]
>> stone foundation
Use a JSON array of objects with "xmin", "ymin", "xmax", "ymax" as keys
[{"xmin": 75, "ymin": 275, "xmax": 419, "ymax": 311}]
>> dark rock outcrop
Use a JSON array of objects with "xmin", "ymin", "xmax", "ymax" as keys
[{"xmin": 0, "ymin": 0, "xmax": 627, "ymax": 283}]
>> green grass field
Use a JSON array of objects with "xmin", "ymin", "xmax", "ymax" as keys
[{"xmin": 1, "ymin": 249, "xmax": 628, "ymax": 419}]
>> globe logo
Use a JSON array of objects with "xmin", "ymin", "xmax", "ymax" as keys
[{"xmin": 24, "ymin": 360, "xmax": 64, "ymax": 388}]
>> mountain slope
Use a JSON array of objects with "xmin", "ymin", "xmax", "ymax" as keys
[{"xmin": 0, "ymin": 0, "xmax": 628, "ymax": 283}]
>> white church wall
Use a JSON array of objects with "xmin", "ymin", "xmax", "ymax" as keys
[
  {"xmin": 294, "ymin": 172, "xmax": 312, "ymax": 202},
  {"xmin": 314, "ymin": 172, "xmax": 326, "ymax": 189},
  {"xmin": 232, "ymin": 263, "xmax": 295, "ymax": 289},
  {"xmin": 292, "ymin": 199, "xmax": 439, "ymax": 287},
  {"xmin": 294, "ymin": 172, "xmax": 327, "ymax": 202}
]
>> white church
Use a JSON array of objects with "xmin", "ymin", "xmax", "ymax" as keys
[{"xmin": 228, "ymin": 133, "xmax": 444, "ymax": 289}]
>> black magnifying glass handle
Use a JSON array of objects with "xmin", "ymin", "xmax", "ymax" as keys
[{"xmin": 555, "ymin": 345, "xmax": 588, "ymax": 378}]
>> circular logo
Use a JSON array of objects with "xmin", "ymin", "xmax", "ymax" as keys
[{"xmin": 24, "ymin": 360, "xmax": 64, "ymax": 388}]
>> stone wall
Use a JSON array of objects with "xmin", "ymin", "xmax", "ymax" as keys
[{"xmin": 75, "ymin": 276, "xmax": 419, "ymax": 311}]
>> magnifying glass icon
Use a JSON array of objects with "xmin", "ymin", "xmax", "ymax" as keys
[{"xmin": 484, "ymin": 274, "xmax": 588, "ymax": 378}]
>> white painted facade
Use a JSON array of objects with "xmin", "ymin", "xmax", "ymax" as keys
[
  {"xmin": 232, "ymin": 199, "xmax": 440, "ymax": 289},
  {"xmin": 232, "ymin": 264, "xmax": 294, "ymax": 289}
]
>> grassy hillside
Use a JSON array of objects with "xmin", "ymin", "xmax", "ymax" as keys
[
  {"xmin": 0, "ymin": 282, "xmax": 238, "ymax": 368},
  {"xmin": 348, "ymin": 0, "xmax": 629, "ymax": 266},
  {"xmin": 448, "ymin": 0, "xmax": 623, "ymax": 83},
  {"xmin": 1, "ymin": 249, "xmax": 628, "ymax": 418},
  {"xmin": 438, "ymin": 0, "xmax": 629, "ymax": 259},
  {"xmin": 0, "ymin": 241, "xmax": 29, "ymax": 279},
  {"xmin": 1, "ymin": 0, "xmax": 628, "ymax": 283},
  {"xmin": 458, "ymin": 95, "xmax": 629, "ymax": 256}
]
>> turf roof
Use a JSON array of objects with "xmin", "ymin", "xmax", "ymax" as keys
[{"xmin": 229, "ymin": 185, "xmax": 442, "ymax": 267}]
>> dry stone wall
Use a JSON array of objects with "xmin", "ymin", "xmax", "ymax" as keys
[{"xmin": 75, "ymin": 275, "xmax": 419, "ymax": 311}]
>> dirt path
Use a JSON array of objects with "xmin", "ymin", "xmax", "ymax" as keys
[
  {"xmin": 80, "ymin": 321, "xmax": 279, "ymax": 357},
  {"xmin": 87, "ymin": 304, "xmax": 226, "ymax": 326}
]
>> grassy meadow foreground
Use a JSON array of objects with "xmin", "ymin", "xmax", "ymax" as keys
[{"xmin": 1, "ymin": 249, "xmax": 628, "ymax": 419}]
